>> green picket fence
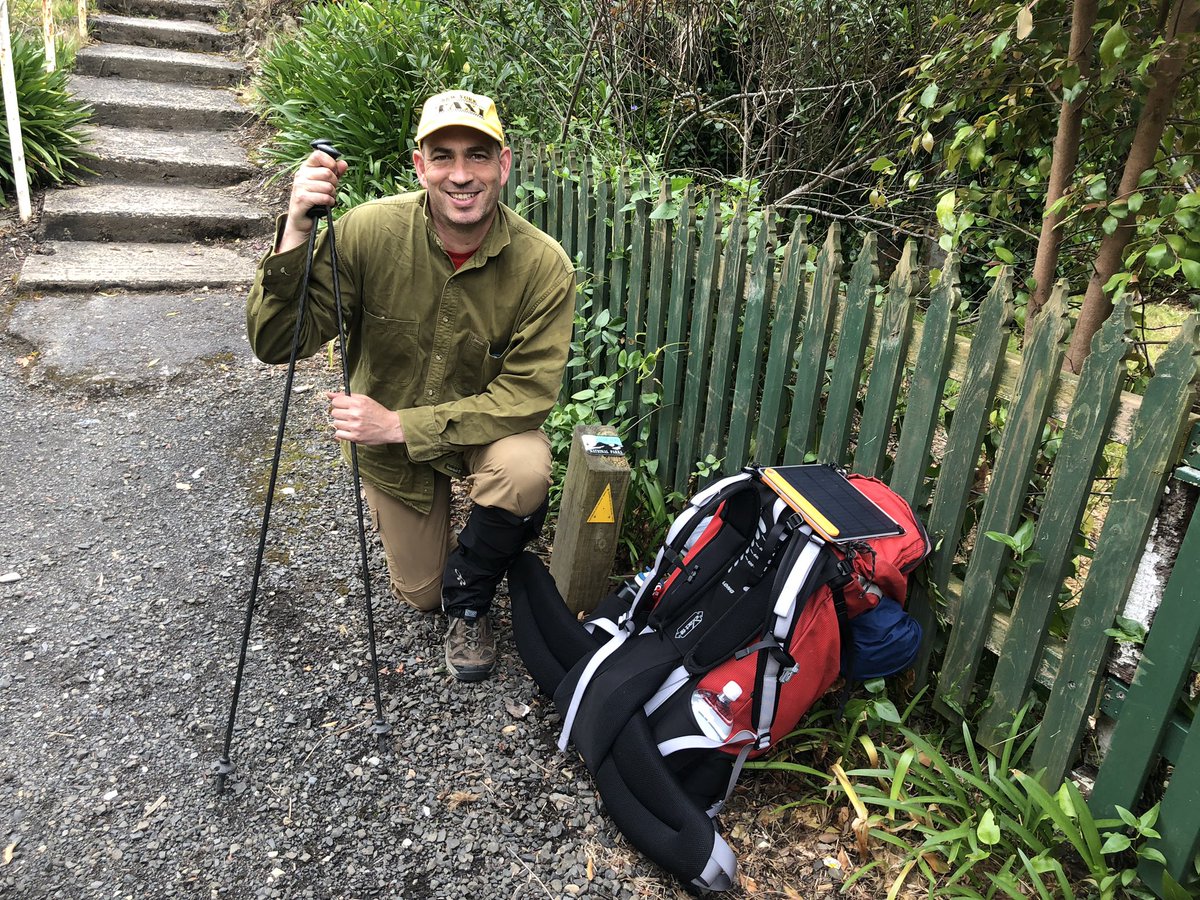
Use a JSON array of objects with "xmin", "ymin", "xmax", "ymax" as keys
[{"xmin": 502, "ymin": 154, "xmax": 1200, "ymax": 891}]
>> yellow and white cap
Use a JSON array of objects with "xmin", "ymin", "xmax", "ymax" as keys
[{"xmin": 415, "ymin": 90, "xmax": 505, "ymax": 145}]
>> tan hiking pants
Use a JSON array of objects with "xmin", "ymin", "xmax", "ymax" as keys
[{"xmin": 362, "ymin": 429, "xmax": 552, "ymax": 612}]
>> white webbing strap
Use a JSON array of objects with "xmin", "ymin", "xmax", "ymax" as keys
[
  {"xmin": 557, "ymin": 619, "xmax": 660, "ymax": 752},
  {"xmin": 707, "ymin": 739, "xmax": 762, "ymax": 816},
  {"xmin": 691, "ymin": 831, "xmax": 737, "ymax": 892},
  {"xmin": 584, "ymin": 616, "xmax": 620, "ymax": 638},
  {"xmin": 643, "ymin": 665, "xmax": 690, "ymax": 717},
  {"xmin": 656, "ymin": 728, "xmax": 757, "ymax": 758},
  {"xmin": 756, "ymin": 529, "xmax": 824, "ymax": 738},
  {"xmin": 557, "ymin": 627, "xmax": 632, "ymax": 751}
]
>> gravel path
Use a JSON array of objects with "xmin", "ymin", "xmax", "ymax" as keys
[{"xmin": 0, "ymin": 347, "xmax": 694, "ymax": 900}]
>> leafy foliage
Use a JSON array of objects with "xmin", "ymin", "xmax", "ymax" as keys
[
  {"xmin": 876, "ymin": 0, "xmax": 1199, "ymax": 316},
  {"xmin": 543, "ymin": 288, "xmax": 679, "ymax": 573},
  {"xmin": 0, "ymin": 29, "xmax": 92, "ymax": 198},
  {"xmin": 253, "ymin": 0, "xmax": 444, "ymax": 207},
  {"xmin": 757, "ymin": 698, "xmax": 1179, "ymax": 897},
  {"xmin": 252, "ymin": 0, "xmax": 584, "ymax": 209}
]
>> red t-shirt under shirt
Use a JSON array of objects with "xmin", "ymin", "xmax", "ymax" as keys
[{"xmin": 446, "ymin": 247, "xmax": 479, "ymax": 270}]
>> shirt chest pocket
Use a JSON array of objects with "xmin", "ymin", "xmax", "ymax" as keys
[
  {"xmin": 454, "ymin": 333, "xmax": 505, "ymax": 395},
  {"xmin": 361, "ymin": 309, "xmax": 420, "ymax": 389}
]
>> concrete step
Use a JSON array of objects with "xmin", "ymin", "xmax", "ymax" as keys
[
  {"xmin": 41, "ymin": 184, "xmax": 270, "ymax": 242},
  {"xmin": 90, "ymin": 13, "xmax": 233, "ymax": 53},
  {"xmin": 97, "ymin": 0, "xmax": 225, "ymax": 23},
  {"xmin": 19, "ymin": 241, "xmax": 257, "ymax": 292},
  {"xmin": 74, "ymin": 42, "xmax": 245, "ymax": 87},
  {"xmin": 83, "ymin": 125, "xmax": 255, "ymax": 186},
  {"xmin": 6, "ymin": 290, "xmax": 253, "ymax": 387},
  {"xmin": 69, "ymin": 75, "xmax": 247, "ymax": 130}
]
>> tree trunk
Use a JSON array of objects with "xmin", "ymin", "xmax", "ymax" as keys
[
  {"xmin": 1065, "ymin": 0, "xmax": 1200, "ymax": 372},
  {"xmin": 1026, "ymin": 0, "xmax": 1098, "ymax": 328}
]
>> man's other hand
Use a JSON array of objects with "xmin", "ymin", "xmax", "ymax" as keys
[
  {"xmin": 277, "ymin": 149, "xmax": 350, "ymax": 254},
  {"xmin": 327, "ymin": 392, "xmax": 406, "ymax": 445}
]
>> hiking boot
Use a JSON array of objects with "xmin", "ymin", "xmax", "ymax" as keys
[{"xmin": 445, "ymin": 615, "xmax": 496, "ymax": 682}]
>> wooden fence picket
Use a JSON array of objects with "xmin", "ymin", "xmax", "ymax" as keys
[
  {"xmin": 701, "ymin": 204, "xmax": 748, "ymax": 470},
  {"xmin": 936, "ymin": 287, "xmax": 1071, "ymax": 713},
  {"xmin": 978, "ymin": 301, "xmax": 1132, "ymax": 750},
  {"xmin": 676, "ymin": 201, "xmax": 721, "ymax": 492},
  {"xmin": 854, "ymin": 240, "xmax": 918, "ymax": 478},
  {"xmin": 754, "ymin": 221, "xmax": 807, "ymax": 466},
  {"xmin": 621, "ymin": 173, "xmax": 651, "ymax": 410},
  {"xmin": 1031, "ymin": 316, "xmax": 1199, "ymax": 786},
  {"xmin": 658, "ymin": 187, "xmax": 697, "ymax": 488},
  {"xmin": 819, "ymin": 232, "xmax": 878, "ymax": 466},
  {"xmin": 785, "ymin": 224, "xmax": 842, "ymax": 462},
  {"xmin": 642, "ymin": 182, "xmax": 674, "ymax": 455},
  {"xmin": 889, "ymin": 255, "xmax": 960, "ymax": 506},
  {"xmin": 925, "ymin": 272, "xmax": 1014, "ymax": 592},
  {"xmin": 726, "ymin": 212, "xmax": 775, "ymax": 472},
  {"xmin": 609, "ymin": 174, "xmax": 630, "ymax": 345}
]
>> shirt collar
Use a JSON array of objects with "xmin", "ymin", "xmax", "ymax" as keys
[{"xmin": 419, "ymin": 192, "xmax": 512, "ymax": 267}]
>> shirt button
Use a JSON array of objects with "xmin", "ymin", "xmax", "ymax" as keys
[
  {"xmin": 435, "ymin": 353, "xmax": 442, "ymax": 361},
  {"xmin": 427, "ymin": 389, "xmax": 435, "ymax": 397},
  {"xmin": 442, "ymin": 316, "xmax": 449, "ymax": 323}
]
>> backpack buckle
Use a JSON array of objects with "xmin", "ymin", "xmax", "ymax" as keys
[{"xmin": 779, "ymin": 663, "xmax": 800, "ymax": 683}]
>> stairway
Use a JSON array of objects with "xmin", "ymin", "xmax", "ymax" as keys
[{"xmin": 11, "ymin": 0, "xmax": 270, "ymax": 381}]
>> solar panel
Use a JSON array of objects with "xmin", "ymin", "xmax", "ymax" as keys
[{"xmin": 761, "ymin": 465, "xmax": 904, "ymax": 543}]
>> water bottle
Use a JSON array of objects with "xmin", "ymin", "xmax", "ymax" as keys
[
  {"xmin": 690, "ymin": 680, "xmax": 743, "ymax": 741},
  {"xmin": 683, "ymin": 514, "xmax": 715, "ymax": 553},
  {"xmin": 615, "ymin": 566, "xmax": 654, "ymax": 604}
]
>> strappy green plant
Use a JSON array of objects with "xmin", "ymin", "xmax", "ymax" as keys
[
  {"xmin": 0, "ymin": 31, "xmax": 92, "ymax": 199},
  {"xmin": 826, "ymin": 709, "xmax": 1174, "ymax": 898}
]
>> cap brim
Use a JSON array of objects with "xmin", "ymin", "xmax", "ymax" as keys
[{"xmin": 415, "ymin": 114, "xmax": 504, "ymax": 145}]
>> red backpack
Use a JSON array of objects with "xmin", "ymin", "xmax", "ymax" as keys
[{"xmin": 510, "ymin": 465, "xmax": 931, "ymax": 892}]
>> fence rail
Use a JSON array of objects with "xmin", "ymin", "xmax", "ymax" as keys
[{"xmin": 502, "ymin": 152, "xmax": 1200, "ymax": 892}]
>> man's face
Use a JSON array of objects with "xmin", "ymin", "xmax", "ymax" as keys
[{"xmin": 413, "ymin": 125, "xmax": 512, "ymax": 246}]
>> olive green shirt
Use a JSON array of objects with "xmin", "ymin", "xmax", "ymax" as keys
[{"xmin": 246, "ymin": 191, "xmax": 575, "ymax": 513}]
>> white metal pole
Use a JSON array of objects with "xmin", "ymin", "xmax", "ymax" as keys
[
  {"xmin": 41, "ymin": 0, "xmax": 54, "ymax": 72},
  {"xmin": 77, "ymin": 0, "xmax": 87, "ymax": 39},
  {"xmin": 0, "ymin": 0, "xmax": 33, "ymax": 222}
]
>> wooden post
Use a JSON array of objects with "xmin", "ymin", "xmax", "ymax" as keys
[
  {"xmin": 77, "ymin": 0, "xmax": 87, "ymax": 39},
  {"xmin": 0, "ymin": 0, "xmax": 33, "ymax": 222},
  {"xmin": 550, "ymin": 424, "xmax": 631, "ymax": 615},
  {"xmin": 41, "ymin": 0, "xmax": 54, "ymax": 72}
]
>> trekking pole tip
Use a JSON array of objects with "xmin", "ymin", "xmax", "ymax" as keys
[
  {"xmin": 213, "ymin": 757, "xmax": 235, "ymax": 795},
  {"xmin": 370, "ymin": 719, "xmax": 392, "ymax": 753}
]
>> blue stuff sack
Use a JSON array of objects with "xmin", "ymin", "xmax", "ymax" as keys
[{"xmin": 844, "ymin": 596, "xmax": 922, "ymax": 681}]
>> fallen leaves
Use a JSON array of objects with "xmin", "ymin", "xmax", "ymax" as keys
[
  {"xmin": 445, "ymin": 790, "xmax": 481, "ymax": 810},
  {"xmin": 504, "ymin": 698, "xmax": 530, "ymax": 719},
  {"xmin": 2, "ymin": 840, "xmax": 17, "ymax": 865}
]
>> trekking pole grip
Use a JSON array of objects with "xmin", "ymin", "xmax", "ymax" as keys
[{"xmin": 308, "ymin": 138, "xmax": 341, "ymax": 220}]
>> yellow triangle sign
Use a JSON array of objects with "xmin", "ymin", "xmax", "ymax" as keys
[{"xmin": 587, "ymin": 484, "xmax": 616, "ymax": 524}]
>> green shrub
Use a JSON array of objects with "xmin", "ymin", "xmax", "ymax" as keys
[
  {"xmin": 253, "ymin": 0, "xmax": 502, "ymax": 208},
  {"xmin": 0, "ymin": 29, "xmax": 92, "ymax": 197},
  {"xmin": 252, "ymin": 0, "xmax": 588, "ymax": 210}
]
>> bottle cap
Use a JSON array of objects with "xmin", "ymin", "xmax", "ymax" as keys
[{"xmin": 721, "ymin": 681, "xmax": 743, "ymax": 701}]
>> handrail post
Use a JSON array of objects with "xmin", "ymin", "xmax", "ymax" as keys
[{"xmin": 0, "ymin": 0, "xmax": 33, "ymax": 221}]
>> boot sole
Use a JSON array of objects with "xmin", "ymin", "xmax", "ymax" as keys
[{"xmin": 445, "ymin": 653, "xmax": 495, "ymax": 683}]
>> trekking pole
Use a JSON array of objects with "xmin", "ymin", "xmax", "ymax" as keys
[
  {"xmin": 213, "ymin": 139, "xmax": 387, "ymax": 794},
  {"xmin": 312, "ymin": 138, "xmax": 392, "ymax": 752}
]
